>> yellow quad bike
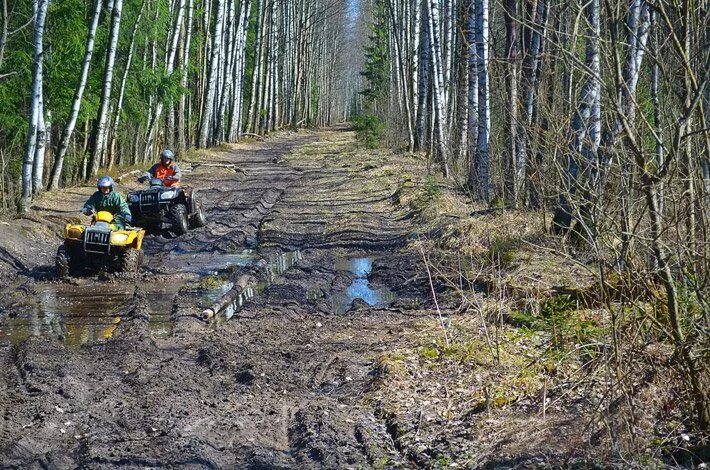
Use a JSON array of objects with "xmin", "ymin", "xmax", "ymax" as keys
[{"xmin": 56, "ymin": 211, "xmax": 145, "ymax": 279}]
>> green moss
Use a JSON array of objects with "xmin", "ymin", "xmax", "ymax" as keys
[
  {"xmin": 419, "ymin": 345, "xmax": 440, "ymax": 360},
  {"xmin": 198, "ymin": 274, "xmax": 228, "ymax": 289}
]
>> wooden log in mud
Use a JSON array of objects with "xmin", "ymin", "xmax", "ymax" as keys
[
  {"xmin": 186, "ymin": 162, "xmax": 247, "ymax": 175},
  {"xmin": 201, "ymin": 274, "xmax": 255, "ymax": 320},
  {"xmin": 116, "ymin": 169, "xmax": 143, "ymax": 182}
]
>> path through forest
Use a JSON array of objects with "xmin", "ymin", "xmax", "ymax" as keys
[{"xmin": 0, "ymin": 128, "xmax": 437, "ymax": 468}]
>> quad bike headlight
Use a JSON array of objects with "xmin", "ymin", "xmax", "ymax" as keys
[
  {"xmin": 128, "ymin": 194, "xmax": 139, "ymax": 203},
  {"xmin": 110, "ymin": 233, "xmax": 129, "ymax": 244},
  {"xmin": 67, "ymin": 227, "xmax": 83, "ymax": 239},
  {"xmin": 160, "ymin": 190, "xmax": 177, "ymax": 200}
]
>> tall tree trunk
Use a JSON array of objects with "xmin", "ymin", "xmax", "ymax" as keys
[
  {"xmin": 681, "ymin": 0, "xmax": 695, "ymax": 255},
  {"xmin": 0, "ymin": 0, "xmax": 8, "ymax": 70},
  {"xmin": 414, "ymin": 0, "xmax": 430, "ymax": 151},
  {"xmin": 89, "ymin": 0, "xmax": 124, "ymax": 178},
  {"xmin": 387, "ymin": 0, "xmax": 415, "ymax": 151},
  {"xmin": 229, "ymin": 0, "xmax": 250, "ymax": 141},
  {"xmin": 503, "ymin": 0, "xmax": 518, "ymax": 205},
  {"xmin": 472, "ymin": 0, "xmax": 490, "ymax": 201},
  {"xmin": 109, "ymin": 0, "xmax": 146, "ymax": 168},
  {"xmin": 426, "ymin": 0, "xmax": 449, "ymax": 176},
  {"xmin": 649, "ymin": 9, "xmax": 663, "ymax": 214},
  {"xmin": 466, "ymin": 0, "xmax": 478, "ymax": 167},
  {"xmin": 32, "ymin": 87, "xmax": 47, "ymax": 195},
  {"xmin": 516, "ymin": 0, "xmax": 546, "ymax": 207},
  {"xmin": 21, "ymin": 0, "xmax": 49, "ymax": 213},
  {"xmin": 178, "ymin": 0, "xmax": 194, "ymax": 152},
  {"xmin": 552, "ymin": 0, "xmax": 601, "ymax": 235},
  {"xmin": 198, "ymin": 0, "xmax": 226, "ymax": 148},
  {"xmin": 48, "ymin": 0, "xmax": 103, "ymax": 190},
  {"xmin": 145, "ymin": 0, "xmax": 185, "ymax": 157}
]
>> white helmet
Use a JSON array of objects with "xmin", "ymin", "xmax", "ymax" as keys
[{"xmin": 161, "ymin": 149, "xmax": 175, "ymax": 163}]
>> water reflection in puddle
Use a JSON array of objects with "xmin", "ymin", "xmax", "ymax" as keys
[
  {"xmin": 332, "ymin": 257, "xmax": 396, "ymax": 314},
  {"xmin": 0, "ymin": 283, "xmax": 181, "ymax": 347},
  {"xmin": 0, "ymin": 250, "xmax": 303, "ymax": 345},
  {"xmin": 161, "ymin": 249, "xmax": 258, "ymax": 275}
]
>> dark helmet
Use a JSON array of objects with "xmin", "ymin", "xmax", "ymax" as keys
[
  {"xmin": 160, "ymin": 149, "xmax": 175, "ymax": 164},
  {"xmin": 97, "ymin": 176, "xmax": 114, "ymax": 192}
]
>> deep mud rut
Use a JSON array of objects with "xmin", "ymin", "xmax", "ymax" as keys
[{"xmin": 0, "ymin": 129, "xmax": 435, "ymax": 468}]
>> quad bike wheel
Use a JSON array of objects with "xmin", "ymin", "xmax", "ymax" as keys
[
  {"xmin": 170, "ymin": 203, "xmax": 189, "ymax": 235},
  {"xmin": 116, "ymin": 249, "xmax": 144, "ymax": 273},
  {"xmin": 56, "ymin": 245, "xmax": 71, "ymax": 279},
  {"xmin": 189, "ymin": 201, "xmax": 207, "ymax": 228}
]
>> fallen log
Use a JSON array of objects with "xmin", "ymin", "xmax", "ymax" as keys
[
  {"xmin": 115, "ymin": 169, "xmax": 142, "ymax": 183},
  {"xmin": 201, "ymin": 274, "xmax": 255, "ymax": 320},
  {"xmin": 241, "ymin": 132, "xmax": 265, "ymax": 141},
  {"xmin": 189, "ymin": 162, "xmax": 247, "ymax": 174}
]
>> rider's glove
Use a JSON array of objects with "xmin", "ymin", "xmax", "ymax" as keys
[
  {"xmin": 81, "ymin": 207, "xmax": 92, "ymax": 216},
  {"xmin": 124, "ymin": 213, "xmax": 132, "ymax": 224},
  {"xmin": 137, "ymin": 175, "xmax": 148, "ymax": 183}
]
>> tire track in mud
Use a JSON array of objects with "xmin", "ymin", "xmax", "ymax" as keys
[{"xmin": 0, "ymin": 129, "xmax": 426, "ymax": 468}]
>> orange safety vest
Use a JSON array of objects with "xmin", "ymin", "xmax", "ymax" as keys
[{"xmin": 153, "ymin": 163, "xmax": 179, "ymax": 187}]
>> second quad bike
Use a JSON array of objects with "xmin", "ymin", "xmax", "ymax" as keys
[
  {"xmin": 56, "ymin": 211, "xmax": 145, "ymax": 279},
  {"xmin": 127, "ymin": 178, "xmax": 207, "ymax": 235}
]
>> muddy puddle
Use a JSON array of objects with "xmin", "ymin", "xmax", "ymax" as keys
[
  {"xmin": 0, "ymin": 283, "xmax": 181, "ymax": 347},
  {"xmin": 0, "ymin": 250, "xmax": 303, "ymax": 346},
  {"xmin": 332, "ymin": 257, "xmax": 396, "ymax": 313},
  {"xmin": 158, "ymin": 249, "xmax": 260, "ymax": 275}
]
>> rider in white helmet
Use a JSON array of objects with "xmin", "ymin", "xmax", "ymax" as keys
[{"xmin": 82, "ymin": 176, "xmax": 132, "ymax": 229}]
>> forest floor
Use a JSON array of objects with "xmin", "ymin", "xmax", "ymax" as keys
[{"xmin": 0, "ymin": 128, "xmax": 700, "ymax": 468}]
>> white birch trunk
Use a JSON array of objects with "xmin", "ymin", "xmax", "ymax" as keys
[
  {"xmin": 110, "ymin": 0, "xmax": 146, "ymax": 167},
  {"xmin": 178, "ymin": 0, "xmax": 194, "ymax": 152},
  {"xmin": 229, "ymin": 0, "xmax": 250, "ymax": 141},
  {"xmin": 32, "ymin": 84, "xmax": 46, "ymax": 195},
  {"xmin": 466, "ymin": 0, "xmax": 478, "ymax": 161},
  {"xmin": 49, "ymin": 0, "xmax": 103, "ymax": 189},
  {"xmin": 198, "ymin": 0, "xmax": 226, "ymax": 147},
  {"xmin": 90, "ymin": 0, "xmax": 124, "ymax": 177},
  {"xmin": 427, "ymin": 0, "xmax": 449, "ymax": 176},
  {"xmin": 474, "ymin": 0, "xmax": 490, "ymax": 200},
  {"xmin": 553, "ymin": 0, "xmax": 601, "ymax": 232},
  {"xmin": 21, "ymin": 0, "xmax": 49, "ymax": 212}
]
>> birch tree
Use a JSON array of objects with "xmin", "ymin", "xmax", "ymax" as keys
[
  {"xmin": 48, "ymin": 0, "xmax": 103, "ymax": 190},
  {"xmin": 552, "ymin": 0, "xmax": 601, "ymax": 234},
  {"xmin": 470, "ymin": 0, "xmax": 489, "ymax": 200},
  {"xmin": 198, "ymin": 0, "xmax": 225, "ymax": 148},
  {"xmin": 89, "ymin": 0, "xmax": 124, "ymax": 177},
  {"xmin": 21, "ymin": 0, "xmax": 49, "ymax": 212},
  {"xmin": 427, "ymin": 0, "xmax": 449, "ymax": 176}
]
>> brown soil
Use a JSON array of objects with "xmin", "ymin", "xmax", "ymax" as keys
[{"xmin": 0, "ymin": 129, "xmax": 693, "ymax": 468}]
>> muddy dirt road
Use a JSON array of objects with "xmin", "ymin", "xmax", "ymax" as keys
[{"xmin": 0, "ymin": 129, "xmax": 438, "ymax": 468}]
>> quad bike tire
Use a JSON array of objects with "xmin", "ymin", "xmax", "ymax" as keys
[
  {"xmin": 56, "ymin": 245, "xmax": 71, "ymax": 279},
  {"xmin": 116, "ymin": 249, "xmax": 143, "ymax": 273},
  {"xmin": 170, "ymin": 203, "xmax": 189, "ymax": 235},
  {"xmin": 189, "ymin": 201, "xmax": 207, "ymax": 228}
]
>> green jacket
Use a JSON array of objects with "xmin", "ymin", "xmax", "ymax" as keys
[{"xmin": 83, "ymin": 190, "xmax": 132, "ymax": 225}]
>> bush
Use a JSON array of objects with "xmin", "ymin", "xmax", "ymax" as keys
[{"xmin": 352, "ymin": 114, "xmax": 386, "ymax": 148}]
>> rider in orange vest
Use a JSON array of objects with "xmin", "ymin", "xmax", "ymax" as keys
[{"xmin": 138, "ymin": 149, "xmax": 182, "ymax": 187}]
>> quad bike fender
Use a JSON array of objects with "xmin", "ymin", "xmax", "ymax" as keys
[
  {"xmin": 64, "ymin": 223, "xmax": 85, "ymax": 241},
  {"xmin": 109, "ymin": 228, "xmax": 145, "ymax": 250}
]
